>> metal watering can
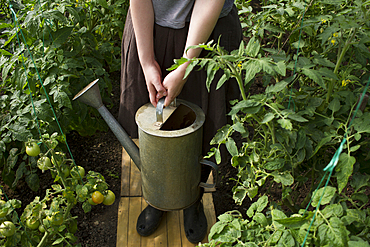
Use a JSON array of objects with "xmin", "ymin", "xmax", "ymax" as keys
[{"xmin": 73, "ymin": 79, "xmax": 218, "ymax": 211}]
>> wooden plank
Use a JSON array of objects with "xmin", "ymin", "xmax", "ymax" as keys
[
  {"xmin": 166, "ymin": 211, "xmax": 182, "ymax": 247},
  {"xmin": 129, "ymin": 139, "xmax": 142, "ymax": 197},
  {"xmin": 121, "ymin": 147, "xmax": 131, "ymax": 197},
  {"xmin": 129, "ymin": 159, "xmax": 142, "ymax": 196},
  {"xmin": 202, "ymin": 193, "xmax": 216, "ymax": 243},
  {"xmin": 127, "ymin": 197, "xmax": 142, "ymax": 247},
  {"xmin": 116, "ymin": 197, "xmax": 130, "ymax": 246}
]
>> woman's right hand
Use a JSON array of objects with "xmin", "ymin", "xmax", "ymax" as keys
[{"xmin": 142, "ymin": 60, "xmax": 167, "ymax": 107}]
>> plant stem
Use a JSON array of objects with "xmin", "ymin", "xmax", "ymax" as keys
[
  {"xmin": 37, "ymin": 232, "xmax": 49, "ymax": 247},
  {"xmin": 300, "ymin": 161, "xmax": 316, "ymax": 208},
  {"xmin": 228, "ymin": 62, "xmax": 247, "ymax": 100},
  {"xmin": 64, "ymin": 202, "xmax": 73, "ymax": 220},
  {"xmin": 326, "ymin": 28, "xmax": 357, "ymax": 103},
  {"xmin": 283, "ymin": 198, "xmax": 298, "ymax": 213},
  {"xmin": 266, "ymin": 122, "xmax": 276, "ymax": 144}
]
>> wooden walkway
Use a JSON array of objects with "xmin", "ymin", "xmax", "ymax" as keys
[{"xmin": 116, "ymin": 140, "xmax": 216, "ymax": 247}]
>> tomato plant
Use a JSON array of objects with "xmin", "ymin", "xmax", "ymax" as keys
[
  {"xmin": 0, "ymin": 0, "xmax": 125, "ymax": 245},
  {"xmin": 25, "ymin": 142, "xmax": 40, "ymax": 157},
  {"xmin": 103, "ymin": 190, "xmax": 116, "ymax": 206},
  {"xmin": 0, "ymin": 133, "xmax": 114, "ymax": 246},
  {"xmin": 0, "ymin": 221, "xmax": 16, "ymax": 237},
  {"xmin": 191, "ymin": 0, "xmax": 370, "ymax": 245}
]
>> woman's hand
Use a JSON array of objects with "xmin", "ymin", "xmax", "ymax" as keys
[
  {"xmin": 142, "ymin": 60, "xmax": 167, "ymax": 107},
  {"xmin": 130, "ymin": 0, "xmax": 167, "ymax": 106},
  {"xmin": 162, "ymin": 62, "xmax": 188, "ymax": 106}
]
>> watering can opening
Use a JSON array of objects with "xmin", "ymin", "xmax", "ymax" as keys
[{"xmin": 159, "ymin": 104, "xmax": 196, "ymax": 131}]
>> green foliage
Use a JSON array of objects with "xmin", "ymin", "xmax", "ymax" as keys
[
  {"xmin": 202, "ymin": 185, "xmax": 370, "ymax": 246},
  {"xmin": 170, "ymin": 0, "xmax": 370, "ymax": 245},
  {"xmin": 0, "ymin": 0, "xmax": 122, "ymax": 245},
  {"xmin": 0, "ymin": 0, "xmax": 128, "ymax": 189}
]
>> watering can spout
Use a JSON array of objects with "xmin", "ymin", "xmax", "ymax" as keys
[{"xmin": 73, "ymin": 79, "xmax": 141, "ymax": 171}]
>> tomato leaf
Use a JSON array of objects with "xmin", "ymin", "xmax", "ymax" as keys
[
  {"xmin": 271, "ymin": 171, "xmax": 294, "ymax": 186},
  {"xmin": 261, "ymin": 112, "xmax": 275, "ymax": 123},
  {"xmin": 301, "ymin": 68, "xmax": 326, "ymax": 89},
  {"xmin": 226, "ymin": 137, "xmax": 238, "ymax": 157},
  {"xmin": 216, "ymin": 73, "xmax": 229, "ymax": 90},
  {"xmin": 275, "ymin": 213, "xmax": 313, "ymax": 229},
  {"xmin": 26, "ymin": 173, "xmax": 40, "ymax": 192},
  {"xmin": 247, "ymin": 195, "xmax": 268, "ymax": 218},
  {"xmin": 245, "ymin": 36, "xmax": 260, "ymax": 57},
  {"xmin": 277, "ymin": 118, "xmax": 293, "ymax": 130},
  {"xmin": 263, "ymin": 158, "xmax": 285, "ymax": 170},
  {"xmin": 51, "ymin": 27, "xmax": 73, "ymax": 48},
  {"xmin": 82, "ymin": 201, "xmax": 92, "ymax": 213},
  {"xmin": 335, "ymin": 153, "xmax": 356, "ymax": 193},
  {"xmin": 52, "ymin": 237, "xmax": 65, "ymax": 245},
  {"xmin": 317, "ymin": 217, "xmax": 348, "ymax": 246},
  {"xmin": 312, "ymin": 186, "xmax": 337, "ymax": 207},
  {"xmin": 233, "ymin": 186, "xmax": 247, "ymax": 205},
  {"xmin": 243, "ymin": 59, "xmax": 262, "ymax": 85}
]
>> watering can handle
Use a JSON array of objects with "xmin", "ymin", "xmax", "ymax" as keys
[
  {"xmin": 156, "ymin": 98, "xmax": 165, "ymax": 123},
  {"xmin": 199, "ymin": 159, "xmax": 218, "ymax": 189},
  {"xmin": 156, "ymin": 97, "xmax": 177, "ymax": 123}
]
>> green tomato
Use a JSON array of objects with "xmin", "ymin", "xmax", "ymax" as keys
[
  {"xmin": 70, "ymin": 166, "xmax": 85, "ymax": 178},
  {"xmin": 37, "ymin": 157, "xmax": 52, "ymax": 171},
  {"xmin": 26, "ymin": 142, "xmax": 40, "ymax": 157},
  {"xmin": 26, "ymin": 217, "xmax": 40, "ymax": 230},
  {"xmin": 46, "ymin": 213, "xmax": 64, "ymax": 226},
  {"xmin": 61, "ymin": 165, "xmax": 70, "ymax": 178},
  {"xmin": 0, "ymin": 221, "xmax": 16, "ymax": 237},
  {"xmin": 88, "ymin": 197, "xmax": 97, "ymax": 205},
  {"xmin": 0, "ymin": 200, "xmax": 7, "ymax": 217},
  {"xmin": 38, "ymin": 224, "xmax": 45, "ymax": 233},
  {"xmin": 103, "ymin": 190, "xmax": 116, "ymax": 206}
]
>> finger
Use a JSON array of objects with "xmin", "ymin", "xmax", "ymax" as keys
[
  {"xmin": 147, "ymin": 84, "xmax": 158, "ymax": 107},
  {"xmin": 153, "ymin": 83, "xmax": 167, "ymax": 99},
  {"xmin": 164, "ymin": 95, "xmax": 174, "ymax": 107}
]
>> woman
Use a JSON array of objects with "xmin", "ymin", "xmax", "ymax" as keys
[{"xmin": 118, "ymin": 0, "xmax": 242, "ymax": 243}]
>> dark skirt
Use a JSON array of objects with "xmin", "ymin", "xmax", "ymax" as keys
[{"xmin": 118, "ymin": 5, "xmax": 242, "ymax": 159}]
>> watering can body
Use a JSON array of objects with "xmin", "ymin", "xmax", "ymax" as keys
[
  {"xmin": 136, "ymin": 100, "xmax": 205, "ymax": 210},
  {"xmin": 73, "ymin": 79, "xmax": 217, "ymax": 211}
]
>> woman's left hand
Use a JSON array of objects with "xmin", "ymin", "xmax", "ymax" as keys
[{"xmin": 162, "ymin": 63, "xmax": 189, "ymax": 106}]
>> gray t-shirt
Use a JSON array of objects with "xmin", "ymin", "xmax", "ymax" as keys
[{"xmin": 152, "ymin": 0, "xmax": 234, "ymax": 29}]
